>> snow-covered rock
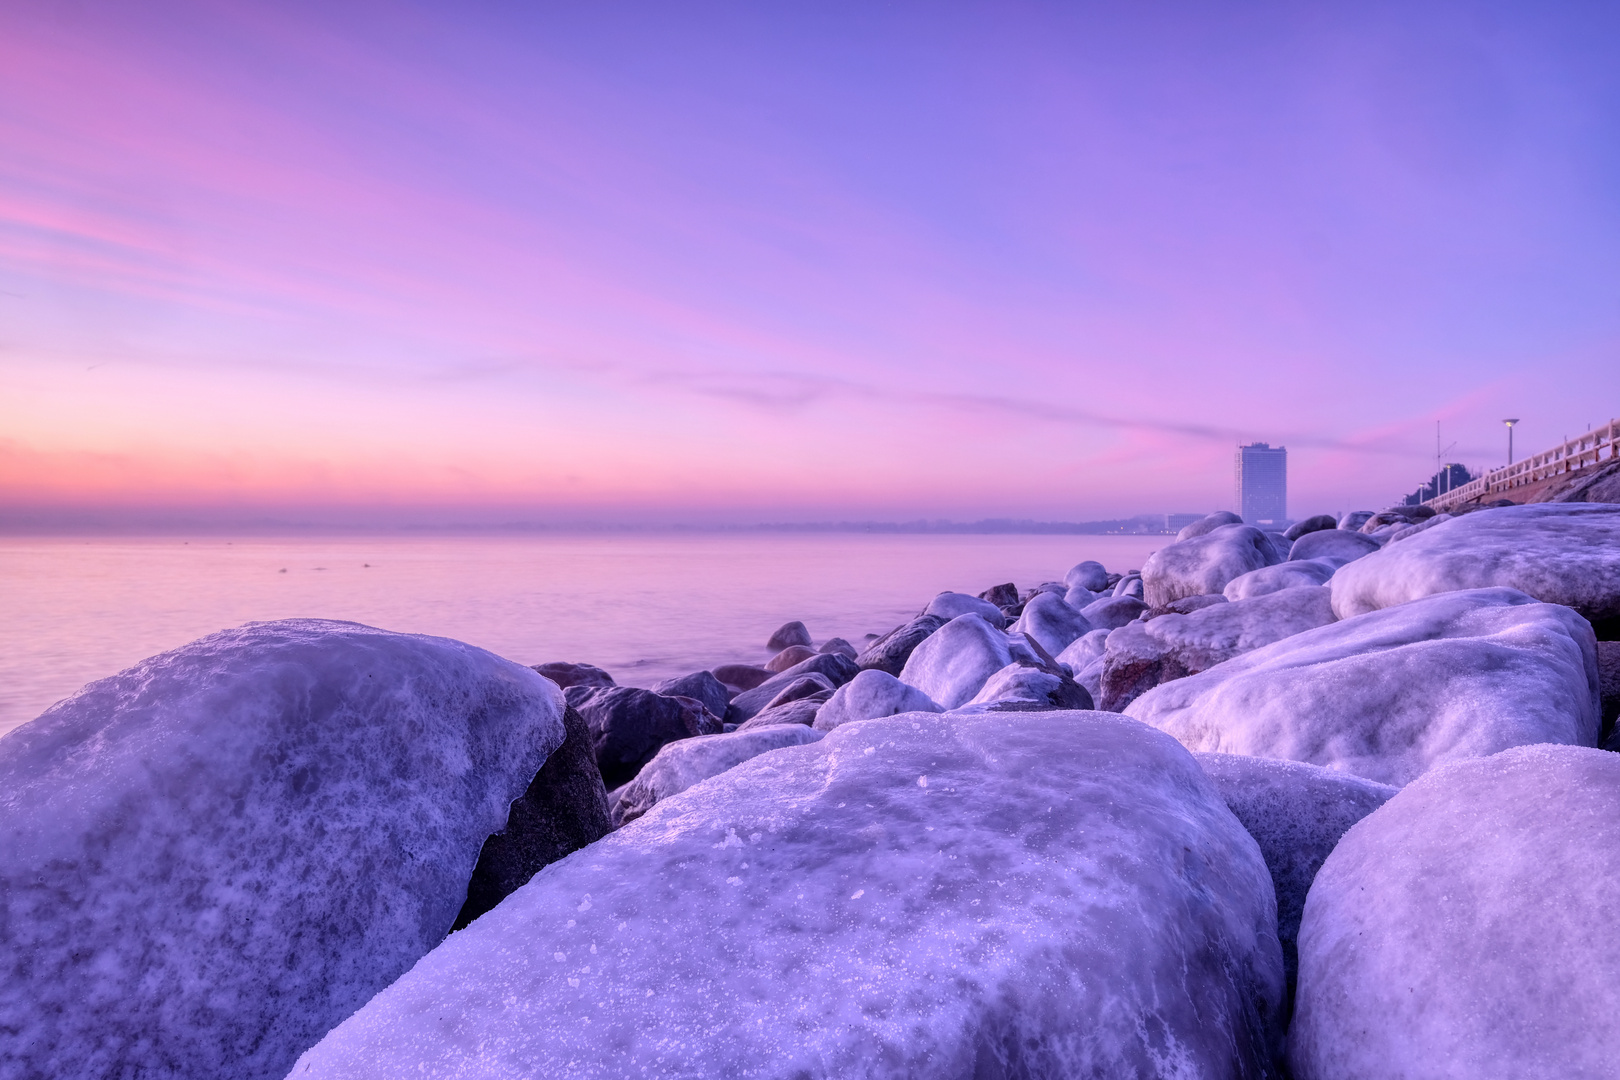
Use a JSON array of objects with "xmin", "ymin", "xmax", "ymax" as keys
[
  {"xmin": 611, "ymin": 726, "xmax": 824, "ymax": 826},
  {"xmin": 1286, "ymin": 527, "xmax": 1380, "ymax": 566},
  {"xmin": 1064, "ymin": 560, "xmax": 1110, "ymax": 592},
  {"xmin": 923, "ymin": 590, "xmax": 1007, "ymax": 628},
  {"xmin": 1063, "ymin": 584, "xmax": 1099, "ymax": 609},
  {"xmin": 897, "ymin": 613, "xmax": 1021, "ymax": 709},
  {"xmin": 1224, "ymin": 559, "xmax": 1336, "ymax": 600},
  {"xmin": 1289, "ymin": 744, "xmax": 1620, "ymax": 1079},
  {"xmin": 1142, "ymin": 524, "xmax": 1285, "ymax": 607},
  {"xmin": 1283, "ymin": 515, "xmax": 1339, "ymax": 541},
  {"xmin": 855, "ymin": 614, "xmax": 945, "ymax": 676},
  {"xmin": 958, "ymin": 663, "xmax": 1093, "ymax": 712},
  {"xmin": 1098, "ymin": 587, "xmax": 1336, "ymax": 712},
  {"xmin": 1056, "ymin": 627, "xmax": 1110, "ymax": 672},
  {"xmin": 1384, "ymin": 513, "xmax": 1451, "ymax": 544},
  {"xmin": 1009, "ymin": 590, "xmax": 1092, "ymax": 657},
  {"xmin": 565, "ymin": 685, "xmax": 723, "ymax": 788},
  {"xmin": 725, "ymin": 653, "xmax": 859, "ymax": 723},
  {"xmin": 1337, "ymin": 511, "xmax": 1374, "ymax": 531},
  {"xmin": 767, "ymin": 620, "xmax": 813, "ymax": 650},
  {"xmin": 1177, "ymin": 510, "xmax": 1244, "ymax": 540},
  {"xmin": 1194, "ymin": 753, "xmax": 1395, "ymax": 1011},
  {"xmin": 1126, "ymin": 588, "xmax": 1601, "ymax": 786},
  {"xmin": 650, "ymin": 671, "xmax": 731, "ymax": 718},
  {"xmin": 814, "ymin": 669, "xmax": 943, "ymax": 731},
  {"xmin": 1329, "ymin": 503, "xmax": 1620, "ymax": 625},
  {"xmin": 1112, "ymin": 574, "xmax": 1145, "ymax": 600},
  {"xmin": 1078, "ymin": 594, "xmax": 1148, "ymax": 630},
  {"xmin": 288, "ymin": 711, "xmax": 1286, "ymax": 1080},
  {"xmin": 0, "ymin": 620, "xmax": 568, "ymax": 1080}
]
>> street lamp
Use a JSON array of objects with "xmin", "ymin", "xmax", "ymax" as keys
[{"xmin": 1503, "ymin": 419, "xmax": 1520, "ymax": 466}]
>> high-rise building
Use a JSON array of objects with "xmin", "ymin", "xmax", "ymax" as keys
[{"xmin": 1236, "ymin": 442, "xmax": 1287, "ymax": 526}]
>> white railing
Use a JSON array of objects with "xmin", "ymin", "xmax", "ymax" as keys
[{"xmin": 1424, "ymin": 418, "xmax": 1620, "ymax": 512}]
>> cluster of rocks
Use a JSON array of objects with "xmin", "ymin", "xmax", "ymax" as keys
[{"xmin": 3, "ymin": 501, "xmax": 1619, "ymax": 1078}]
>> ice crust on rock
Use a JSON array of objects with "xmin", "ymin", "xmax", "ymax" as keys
[
  {"xmin": 1194, "ymin": 753, "xmax": 1395, "ymax": 1010},
  {"xmin": 725, "ymin": 652, "xmax": 859, "ymax": 723},
  {"xmin": 1286, "ymin": 528, "xmax": 1380, "ymax": 567},
  {"xmin": 289, "ymin": 710, "xmax": 1286, "ymax": 1080},
  {"xmin": 1078, "ymin": 594, "xmax": 1149, "ymax": 630},
  {"xmin": 1224, "ymin": 559, "xmax": 1336, "ymax": 600},
  {"xmin": 1177, "ymin": 510, "xmax": 1244, "ymax": 540},
  {"xmin": 923, "ymin": 590, "xmax": 1007, "ymax": 627},
  {"xmin": 1097, "ymin": 587, "xmax": 1337, "ymax": 713},
  {"xmin": 1009, "ymin": 589, "xmax": 1092, "ymax": 656},
  {"xmin": 1142, "ymin": 524, "xmax": 1285, "ymax": 607},
  {"xmin": 1289, "ymin": 744, "xmax": 1620, "ymax": 1079},
  {"xmin": 897, "ymin": 613, "xmax": 1020, "ymax": 708},
  {"xmin": 814, "ymin": 668, "xmax": 943, "ymax": 731},
  {"xmin": 0, "ymin": 619, "xmax": 567, "ymax": 1080},
  {"xmin": 1063, "ymin": 559, "xmax": 1110, "ymax": 592},
  {"xmin": 1126, "ymin": 588, "xmax": 1601, "ymax": 786},
  {"xmin": 959, "ymin": 663, "xmax": 1093, "ymax": 712},
  {"xmin": 610, "ymin": 725, "xmax": 823, "ymax": 826},
  {"xmin": 1329, "ymin": 503, "xmax": 1620, "ymax": 625}
]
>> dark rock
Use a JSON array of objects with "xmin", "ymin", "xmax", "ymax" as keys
[
  {"xmin": 965, "ymin": 664, "xmax": 1096, "ymax": 712},
  {"xmin": 710, "ymin": 663, "xmax": 774, "ymax": 692},
  {"xmin": 766, "ymin": 620, "xmax": 812, "ymax": 651},
  {"xmin": 650, "ymin": 671, "xmax": 731, "ymax": 719},
  {"xmin": 817, "ymin": 637, "xmax": 858, "ymax": 658},
  {"xmin": 454, "ymin": 705, "xmax": 613, "ymax": 930},
  {"xmin": 760, "ymin": 673, "xmax": 836, "ymax": 709},
  {"xmin": 563, "ymin": 686, "xmax": 723, "ymax": 788},
  {"xmin": 1337, "ymin": 510, "xmax": 1374, "ymax": 530},
  {"xmin": 725, "ymin": 653, "xmax": 860, "ymax": 723},
  {"xmin": 854, "ymin": 614, "xmax": 945, "ymax": 675},
  {"xmin": 1283, "ymin": 515, "xmax": 1339, "ymax": 541},
  {"xmin": 734, "ymin": 692, "xmax": 832, "ymax": 731},
  {"xmin": 531, "ymin": 661, "xmax": 614, "ymax": 689},
  {"xmin": 764, "ymin": 644, "xmax": 818, "ymax": 673},
  {"xmin": 978, "ymin": 582, "xmax": 1019, "ymax": 607},
  {"xmin": 1195, "ymin": 753, "xmax": 1395, "ymax": 1019},
  {"xmin": 1598, "ymin": 642, "xmax": 1620, "ymax": 746}
]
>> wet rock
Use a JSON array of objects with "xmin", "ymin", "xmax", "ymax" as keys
[
  {"xmin": 765, "ymin": 644, "xmax": 819, "ymax": 673},
  {"xmin": 1337, "ymin": 511, "xmax": 1374, "ymax": 531},
  {"xmin": 710, "ymin": 663, "xmax": 774, "ymax": 692},
  {"xmin": 766, "ymin": 621, "xmax": 813, "ymax": 651},
  {"xmin": 650, "ymin": 671, "xmax": 731, "ymax": 719},
  {"xmin": 817, "ymin": 637, "xmax": 858, "ymax": 658},
  {"xmin": 531, "ymin": 661, "xmax": 615, "ymax": 689},
  {"xmin": 610, "ymin": 726, "xmax": 824, "ymax": 827},
  {"xmin": 854, "ymin": 614, "xmax": 945, "ymax": 676},
  {"xmin": 565, "ymin": 686, "xmax": 724, "ymax": 788}
]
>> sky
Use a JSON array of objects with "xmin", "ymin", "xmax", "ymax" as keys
[{"xmin": 2, "ymin": 0, "xmax": 1617, "ymax": 527}]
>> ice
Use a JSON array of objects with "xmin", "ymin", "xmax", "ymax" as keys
[
  {"xmin": 1223, "ymin": 559, "xmax": 1335, "ymax": 600},
  {"xmin": 814, "ymin": 668, "xmax": 943, "ymax": 731},
  {"xmin": 1063, "ymin": 559, "xmax": 1110, "ymax": 591},
  {"xmin": 922, "ymin": 589, "xmax": 1007, "ymax": 627},
  {"xmin": 958, "ymin": 663, "xmax": 1092, "ymax": 711},
  {"xmin": 1285, "ymin": 528, "xmax": 1379, "ymax": 567},
  {"xmin": 1142, "ymin": 523, "xmax": 1285, "ymax": 607},
  {"xmin": 1289, "ymin": 744, "xmax": 1620, "ymax": 1079},
  {"xmin": 1008, "ymin": 589, "xmax": 1092, "ymax": 656},
  {"xmin": 897, "ymin": 612, "xmax": 1018, "ymax": 708},
  {"xmin": 1126, "ymin": 588, "xmax": 1600, "ymax": 785},
  {"xmin": 288, "ymin": 710, "xmax": 1286, "ymax": 1079},
  {"xmin": 0, "ymin": 619, "xmax": 566, "ymax": 1080},
  {"xmin": 611, "ymin": 725, "xmax": 823, "ymax": 826},
  {"xmin": 1329, "ymin": 503, "xmax": 1620, "ymax": 624}
]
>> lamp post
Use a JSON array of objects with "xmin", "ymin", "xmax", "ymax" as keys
[{"xmin": 1503, "ymin": 419, "xmax": 1520, "ymax": 466}]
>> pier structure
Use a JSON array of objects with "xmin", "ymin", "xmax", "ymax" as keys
[{"xmin": 1423, "ymin": 419, "xmax": 1619, "ymax": 512}]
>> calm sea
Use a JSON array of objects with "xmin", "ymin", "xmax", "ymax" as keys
[{"xmin": 0, "ymin": 532, "xmax": 1165, "ymax": 737}]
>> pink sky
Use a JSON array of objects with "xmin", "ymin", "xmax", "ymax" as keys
[{"xmin": 2, "ymin": 1, "xmax": 1617, "ymax": 526}]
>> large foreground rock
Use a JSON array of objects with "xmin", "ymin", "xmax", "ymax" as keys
[
  {"xmin": 1097, "ymin": 587, "xmax": 1337, "ymax": 712},
  {"xmin": 289, "ymin": 711, "xmax": 1286, "ymax": 1079},
  {"xmin": 1195, "ymin": 754, "xmax": 1396, "ymax": 1012},
  {"xmin": 1142, "ymin": 524, "xmax": 1286, "ymax": 607},
  {"xmin": 1289, "ymin": 745, "xmax": 1620, "ymax": 1079},
  {"xmin": 1126, "ymin": 588, "xmax": 1600, "ymax": 786},
  {"xmin": 611, "ymin": 725, "xmax": 823, "ymax": 826},
  {"xmin": 0, "ymin": 620, "xmax": 567, "ymax": 1080},
  {"xmin": 564, "ymin": 686, "xmax": 723, "ymax": 788},
  {"xmin": 1329, "ymin": 503, "xmax": 1620, "ymax": 629}
]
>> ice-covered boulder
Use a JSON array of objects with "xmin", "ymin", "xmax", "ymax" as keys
[
  {"xmin": 767, "ymin": 620, "xmax": 813, "ymax": 651},
  {"xmin": 1009, "ymin": 590, "xmax": 1092, "ymax": 657},
  {"xmin": 455, "ymin": 702, "xmax": 613, "ymax": 930},
  {"xmin": 1289, "ymin": 744, "xmax": 1620, "ymax": 1079},
  {"xmin": 1283, "ymin": 515, "xmax": 1339, "ymax": 541},
  {"xmin": 1224, "ymin": 559, "xmax": 1336, "ymax": 600},
  {"xmin": 288, "ymin": 711, "xmax": 1286, "ymax": 1079},
  {"xmin": 532, "ymin": 660, "xmax": 615, "ymax": 689},
  {"xmin": 650, "ymin": 671, "xmax": 731, "ymax": 718},
  {"xmin": 1064, "ymin": 559, "xmax": 1110, "ymax": 592},
  {"xmin": 725, "ymin": 652, "xmax": 859, "ymax": 723},
  {"xmin": 1112, "ymin": 573, "xmax": 1145, "ymax": 600},
  {"xmin": 923, "ymin": 590, "xmax": 1007, "ymax": 627},
  {"xmin": 0, "ymin": 620, "xmax": 569, "ymax": 1080},
  {"xmin": 1337, "ymin": 511, "xmax": 1374, "ymax": 531},
  {"xmin": 1126, "ymin": 588, "xmax": 1601, "ymax": 786},
  {"xmin": 1287, "ymin": 528, "xmax": 1380, "ymax": 567},
  {"xmin": 1144, "ymin": 593, "xmax": 1229, "ymax": 619},
  {"xmin": 1142, "ymin": 524, "xmax": 1285, "ymax": 607},
  {"xmin": 1098, "ymin": 587, "xmax": 1336, "ymax": 712},
  {"xmin": 855, "ymin": 614, "xmax": 945, "ymax": 676},
  {"xmin": 1056, "ymin": 627, "xmax": 1110, "ymax": 672},
  {"xmin": 1329, "ymin": 503, "xmax": 1620, "ymax": 627},
  {"xmin": 814, "ymin": 669, "xmax": 943, "ymax": 731},
  {"xmin": 1177, "ymin": 510, "xmax": 1244, "ymax": 540},
  {"xmin": 611, "ymin": 725, "xmax": 824, "ymax": 826},
  {"xmin": 765, "ymin": 644, "xmax": 819, "ymax": 672},
  {"xmin": 1078, "ymin": 594, "xmax": 1148, "ymax": 630},
  {"xmin": 1063, "ymin": 584, "xmax": 1098, "ymax": 609},
  {"xmin": 1194, "ymin": 753, "xmax": 1395, "ymax": 1012},
  {"xmin": 1384, "ymin": 512, "xmax": 1451, "ymax": 544},
  {"xmin": 896, "ymin": 613, "xmax": 1021, "ymax": 709},
  {"xmin": 565, "ymin": 686, "xmax": 723, "ymax": 788},
  {"xmin": 958, "ymin": 663, "xmax": 1094, "ymax": 712}
]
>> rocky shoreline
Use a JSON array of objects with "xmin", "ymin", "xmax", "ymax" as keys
[{"xmin": 3, "ymin": 501, "xmax": 1619, "ymax": 1078}]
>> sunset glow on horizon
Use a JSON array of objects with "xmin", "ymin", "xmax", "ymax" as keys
[{"xmin": 4, "ymin": 1, "xmax": 1618, "ymax": 527}]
